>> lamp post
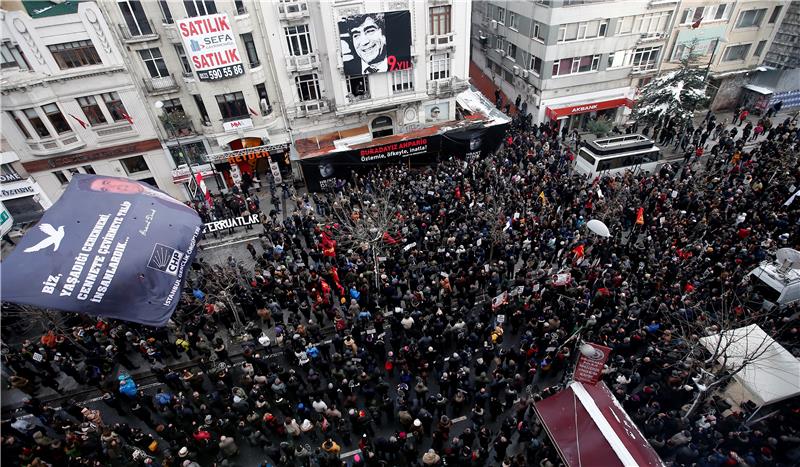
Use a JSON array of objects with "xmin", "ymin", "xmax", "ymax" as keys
[{"xmin": 155, "ymin": 100, "xmax": 199, "ymax": 203}]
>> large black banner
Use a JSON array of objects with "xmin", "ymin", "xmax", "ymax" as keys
[
  {"xmin": 0, "ymin": 175, "xmax": 203, "ymax": 327},
  {"xmin": 338, "ymin": 10, "xmax": 412, "ymax": 76}
]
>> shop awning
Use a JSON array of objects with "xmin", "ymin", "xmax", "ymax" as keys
[
  {"xmin": 534, "ymin": 381, "xmax": 664, "ymax": 467},
  {"xmin": 546, "ymin": 98, "xmax": 635, "ymax": 120},
  {"xmin": 743, "ymin": 84, "xmax": 774, "ymax": 95}
]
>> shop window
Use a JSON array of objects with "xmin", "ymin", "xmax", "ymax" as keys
[
  {"xmin": 371, "ymin": 116, "xmax": 393, "ymax": 138},
  {"xmin": 121, "ymin": 155, "xmax": 149, "ymax": 174}
]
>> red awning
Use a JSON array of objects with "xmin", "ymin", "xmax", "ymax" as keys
[
  {"xmin": 534, "ymin": 381, "xmax": 664, "ymax": 467},
  {"xmin": 546, "ymin": 98, "xmax": 635, "ymax": 120}
]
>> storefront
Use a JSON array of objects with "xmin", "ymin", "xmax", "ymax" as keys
[
  {"xmin": 0, "ymin": 176, "xmax": 53, "ymax": 231},
  {"xmin": 545, "ymin": 97, "xmax": 635, "ymax": 131}
]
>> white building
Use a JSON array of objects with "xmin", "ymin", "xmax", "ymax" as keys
[
  {"xmin": 94, "ymin": 0, "xmax": 291, "ymax": 197},
  {"xmin": 1, "ymin": 137, "xmax": 53, "ymax": 236},
  {"xmin": 0, "ymin": 1, "xmax": 182, "ymax": 209}
]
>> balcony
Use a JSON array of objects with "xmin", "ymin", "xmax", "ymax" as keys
[
  {"xmin": 278, "ymin": 0, "xmax": 309, "ymax": 20},
  {"xmin": 27, "ymin": 133, "xmax": 86, "ymax": 156},
  {"xmin": 428, "ymin": 33, "xmax": 455, "ymax": 50},
  {"xmin": 294, "ymin": 99, "xmax": 329, "ymax": 118},
  {"xmin": 160, "ymin": 112, "xmax": 196, "ymax": 137},
  {"xmin": 631, "ymin": 62, "xmax": 659, "ymax": 74},
  {"xmin": 117, "ymin": 19, "xmax": 159, "ymax": 43},
  {"xmin": 143, "ymin": 74, "xmax": 179, "ymax": 95},
  {"xmin": 427, "ymin": 77, "xmax": 469, "ymax": 97},
  {"xmin": 285, "ymin": 53, "xmax": 320, "ymax": 73}
]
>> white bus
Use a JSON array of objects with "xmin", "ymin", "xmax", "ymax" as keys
[{"xmin": 574, "ymin": 134, "xmax": 662, "ymax": 176}]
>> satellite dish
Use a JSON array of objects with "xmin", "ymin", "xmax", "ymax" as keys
[
  {"xmin": 586, "ymin": 219, "xmax": 611, "ymax": 237},
  {"xmin": 775, "ymin": 248, "xmax": 800, "ymax": 271}
]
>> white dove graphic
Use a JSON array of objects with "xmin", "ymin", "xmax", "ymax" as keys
[{"xmin": 24, "ymin": 224, "xmax": 65, "ymax": 253}]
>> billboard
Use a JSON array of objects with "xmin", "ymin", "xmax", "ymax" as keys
[
  {"xmin": 0, "ymin": 175, "xmax": 203, "ymax": 327},
  {"xmin": 177, "ymin": 13, "xmax": 244, "ymax": 81},
  {"xmin": 338, "ymin": 10, "xmax": 412, "ymax": 76}
]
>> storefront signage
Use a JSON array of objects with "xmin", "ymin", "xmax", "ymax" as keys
[
  {"xmin": 204, "ymin": 213, "xmax": 260, "ymax": 233},
  {"xmin": 0, "ymin": 168, "xmax": 22, "ymax": 183},
  {"xmin": 171, "ymin": 164, "xmax": 216, "ymax": 184},
  {"xmin": 222, "ymin": 118, "xmax": 254, "ymax": 133},
  {"xmin": 1, "ymin": 185, "xmax": 35, "ymax": 198},
  {"xmin": 204, "ymin": 143, "xmax": 290, "ymax": 164},
  {"xmin": 22, "ymin": 139, "xmax": 162, "ymax": 173},
  {"xmin": 177, "ymin": 13, "xmax": 244, "ymax": 82},
  {"xmin": 546, "ymin": 98, "xmax": 634, "ymax": 120},
  {"xmin": 359, "ymin": 138, "xmax": 428, "ymax": 162},
  {"xmin": 0, "ymin": 201, "xmax": 13, "ymax": 237},
  {"xmin": 574, "ymin": 343, "xmax": 612, "ymax": 385}
]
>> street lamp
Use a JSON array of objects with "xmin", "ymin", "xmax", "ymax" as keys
[{"xmin": 155, "ymin": 100, "xmax": 199, "ymax": 203}]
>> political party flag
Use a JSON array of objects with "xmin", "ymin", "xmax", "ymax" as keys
[
  {"xmin": 69, "ymin": 114, "xmax": 88, "ymax": 129},
  {"xmin": 572, "ymin": 244, "xmax": 585, "ymax": 258},
  {"xmin": 0, "ymin": 175, "xmax": 202, "ymax": 327},
  {"xmin": 636, "ymin": 207, "xmax": 645, "ymax": 225},
  {"xmin": 539, "ymin": 191, "xmax": 547, "ymax": 205}
]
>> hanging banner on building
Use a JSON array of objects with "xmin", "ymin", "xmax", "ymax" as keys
[
  {"xmin": 204, "ymin": 213, "xmax": 260, "ymax": 233},
  {"xmin": 177, "ymin": 13, "xmax": 244, "ymax": 81},
  {"xmin": 338, "ymin": 10, "xmax": 412, "ymax": 77},
  {"xmin": 0, "ymin": 175, "xmax": 203, "ymax": 327},
  {"xmin": 574, "ymin": 343, "xmax": 612, "ymax": 385}
]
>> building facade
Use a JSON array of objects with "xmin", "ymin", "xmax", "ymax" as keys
[
  {"xmin": 764, "ymin": 1, "xmax": 799, "ymax": 70},
  {"xmin": 0, "ymin": 1, "xmax": 182, "ymax": 220},
  {"xmin": 471, "ymin": 0, "xmax": 678, "ymax": 130},
  {"xmin": 1, "ymin": 137, "xmax": 53, "ymax": 236},
  {"xmin": 94, "ymin": 0, "xmax": 290, "ymax": 197}
]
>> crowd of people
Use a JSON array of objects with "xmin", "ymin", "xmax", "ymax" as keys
[{"xmin": 2, "ymin": 104, "xmax": 800, "ymax": 467}]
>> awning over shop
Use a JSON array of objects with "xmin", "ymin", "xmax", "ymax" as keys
[
  {"xmin": 534, "ymin": 381, "xmax": 664, "ymax": 467},
  {"xmin": 546, "ymin": 98, "xmax": 635, "ymax": 120},
  {"xmin": 743, "ymin": 84, "xmax": 774, "ymax": 95}
]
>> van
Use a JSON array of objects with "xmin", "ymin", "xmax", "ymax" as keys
[
  {"xmin": 574, "ymin": 134, "xmax": 662, "ymax": 177},
  {"xmin": 748, "ymin": 263, "xmax": 800, "ymax": 310}
]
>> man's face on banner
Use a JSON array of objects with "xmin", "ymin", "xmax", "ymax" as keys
[
  {"xmin": 350, "ymin": 16, "xmax": 386, "ymax": 65},
  {"xmin": 89, "ymin": 177, "xmax": 144, "ymax": 195}
]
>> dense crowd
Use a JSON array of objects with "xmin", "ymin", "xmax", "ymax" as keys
[{"xmin": 2, "ymin": 106, "xmax": 800, "ymax": 467}]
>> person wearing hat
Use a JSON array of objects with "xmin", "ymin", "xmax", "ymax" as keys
[
  {"xmin": 219, "ymin": 435, "xmax": 239, "ymax": 458},
  {"xmin": 422, "ymin": 448, "xmax": 442, "ymax": 465}
]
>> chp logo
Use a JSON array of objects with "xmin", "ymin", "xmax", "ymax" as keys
[
  {"xmin": 147, "ymin": 243, "xmax": 183, "ymax": 276},
  {"xmin": 580, "ymin": 344, "xmax": 606, "ymax": 361}
]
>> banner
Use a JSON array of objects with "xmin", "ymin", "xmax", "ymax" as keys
[
  {"xmin": 0, "ymin": 175, "xmax": 203, "ymax": 327},
  {"xmin": 177, "ymin": 13, "xmax": 244, "ymax": 81},
  {"xmin": 338, "ymin": 10, "xmax": 412, "ymax": 77},
  {"xmin": 574, "ymin": 343, "xmax": 612, "ymax": 385}
]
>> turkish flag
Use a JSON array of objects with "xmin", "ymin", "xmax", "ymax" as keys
[
  {"xmin": 636, "ymin": 207, "xmax": 645, "ymax": 225},
  {"xmin": 572, "ymin": 244, "xmax": 585, "ymax": 258},
  {"xmin": 691, "ymin": 18, "xmax": 702, "ymax": 29}
]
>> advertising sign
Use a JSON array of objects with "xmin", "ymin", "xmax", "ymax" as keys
[
  {"xmin": 222, "ymin": 118, "xmax": 254, "ymax": 133},
  {"xmin": 574, "ymin": 343, "xmax": 612, "ymax": 385},
  {"xmin": 338, "ymin": 10, "xmax": 412, "ymax": 77},
  {"xmin": 0, "ymin": 175, "xmax": 203, "ymax": 327},
  {"xmin": 177, "ymin": 13, "xmax": 244, "ymax": 81}
]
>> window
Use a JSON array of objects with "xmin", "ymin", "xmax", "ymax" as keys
[
  {"xmin": 529, "ymin": 55, "xmax": 542, "ymax": 75},
  {"xmin": 193, "ymin": 95, "xmax": 211, "ymax": 124},
  {"xmin": 714, "ymin": 3, "xmax": 729, "ymax": 20},
  {"xmin": 138, "ymin": 48, "xmax": 168, "ymax": 78},
  {"xmin": 504, "ymin": 69, "xmax": 514, "ymax": 84},
  {"xmin": 722, "ymin": 43, "xmax": 751, "ymax": 61},
  {"xmin": 754, "ymin": 40, "xmax": 767, "ymax": 57},
  {"xmin": 608, "ymin": 49, "xmax": 633, "ymax": 68},
  {"xmin": 158, "ymin": 0, "xmax": 173, "ymax": 23},
  {"xmin": 495, "ymin": 6, "xmax": 506, "ymax": 24},
  {"xmin": 430, "ymin": 53, "xmax": 451, "ymax": 80},
  {"xmin": 532, "ymin": 22, "xmax": 545, "ymax": 41},
  {"xmin": 77, "ymin": 96, "xmax": 107, "ymax": 125},
  {"xmin": 54, "ymin": 171, "xmax": 69, "ymax": 185},
  {"xmin": 506, "ymin": 42, "xmax": 517, "ymax": 60},
  {"xmin": 346, "ymin": 74, "xmax": 369, "ymax": 98},
  {"xmin": 371, "ymin": 116, "xmax": 393, "ymax": 138},
  {"xmin": 43, "ymin": 104, "xmax": 71, "ymax": 134},
  {"xmin": 255, "ymin": 83, "xmax": 270, "ymax": 114},
  {"xmin": 552, "ymin": 54, "xmax": 600, "ymax": 76},
  {"xmin": 102, "ymin": 92, "xmax": 128, "ymax": 122},
  {"xmin": 295, "ymin": 74, "xmax": 320, "ymax": 101},
  {"xmin": 215, "ymin": 91, "xmax": 248, "ymax": 119},
  {"xmin": 495, "ymin": 36, "xmax": 505, "ymax": 51},
  {"xmin": 558, "ymin": 19, "xmax": 608, "ymax": 42},
  {"xmin": 169, "ymin": 141, "xmax": 207, "ymax": 166},
  {"xmin": 617, "ymin": 16, "xmax": 634, "ymax": 35},
  {"xmin": 430, "ymin": 6, "xmax": 451, "ymax": 35},
  {"xmin": 8, "ymin": 112, "xmax": 31, "ymax": 139},
  {"xmin": 391, "ymin": 68, "xmax": 413, "ymax": 93},
  {"xmin": 121, "ymin": 155, "xmax": 149, "ymax": 174},
  {"xmin": 161, "ymin": 98, "xmax": 184, "ymax": 115},
  {"xmin": 736, "ymin": 9, "xmax": 766, "ymax": 28},
  {"xmin": 241, "ymin": 33, "xmax": 260, "ymax": 67},
  {"xmin": 48, "ymin": 40, "xmax": 101, "ymax": 69},
  {"xmin": 173, "ymin": 44, "xmax": 191, "ymax": 75},
  {"xmin": 285, "ymin": 25, "xmax": 312, "ymax": 56},
  {"xmin": 672, "ymin": 39, "xmax": 718, "ymax": 61},
  {"xmin": 632, "ymin": 46, "xmax": 660, "ymax": 72},
  {"xmin": 635, "ymin": 11, "xmax": 670, "ymax": 36},
  {"xmin": 508, "ymin": 12, "xmax": 518, "ymax": 30},
  {"xmin": 769, "ymin": 5, "xmax": 783, "ymax": 24},
  {"xmin": 23, "ymin": 109, "xmax": 49, "ymax": 138},
  {"xmin": 234, "ymin": 0, "xmax": 246, "ymax": 15},
  {"xmin": 1, "ymin": 42, "xmax": 28, "ymax": 69},
  {"xmin": 82, "ymin": 165, "xmax": 96, "ymax": 175},
  {"xmin": 118, "ymin": 1, "xmax": 153, "ymax": 36},
  {"xmin": 184, "ymin": 0, "xmax": 216, "ymax": 17}
]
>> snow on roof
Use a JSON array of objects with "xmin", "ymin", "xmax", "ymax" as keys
[
  {"xmin": 456, "ymin": 87, "xmax": 511, "ymax": 127},
  {"xmin": 744, "ymin": 84, "xmax": 774, "ymax": 95},
  {"xmin": 699, "ymin": 324, "xmax": 800, "ymax": 406}
]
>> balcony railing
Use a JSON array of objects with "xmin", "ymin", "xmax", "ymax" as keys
[
  {"xmin": 295, "ymin": 99, "xmax": 329, "ymax": 117},
  {"xmin": 429, "ymin": 32, "xmax": 455, "ymax": 50},
  {"xmin": 143, "ymin": 74, "xmax": 179, "ymax": 94},
  {"xmin": 118, "ymin": 19, "xmax": 159, "ymax": 43},
  {"xmin": 285, "ymin": 53, "xmax": 319, "ymax": 72},
  {"xmin": 26, "ymin": 132, "xmax": 85, "ymax": 156},
  {"xmin": 278, "ymin": 0, "xmax": 309, "ymax": 20},
  {"xmin": 631, "ymin": 62, "xmax": 659, "ymax": 73}
]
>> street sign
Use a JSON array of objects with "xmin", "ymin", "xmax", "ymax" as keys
[{"xmin": 0, "ymin": 201, "xmax": 13, "ymax": 237}]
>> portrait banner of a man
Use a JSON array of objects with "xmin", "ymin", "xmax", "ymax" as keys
[{"xmin": 338, "ymin": 10, "xmax": 412, "ymax": 76}]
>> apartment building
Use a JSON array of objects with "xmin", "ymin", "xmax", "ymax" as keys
[
  {"xmin": 764, "ymin": 1, "xmax": 799, "ymax": 69},
  {"xmin": 94, "ymin": 0, "xmax": 290, "ymax": 196},
  {"xmin": 471, "ymin": 0, "xmax": 678, "ymax": 130},
  {"xmin": 0, "ymin": 1, "xmax": 182, "ymax": 218}
]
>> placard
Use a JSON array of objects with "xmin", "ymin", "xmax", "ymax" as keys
[{"xmin": 574, "ymin": 343, "xmax": 612, "ymax": 385}]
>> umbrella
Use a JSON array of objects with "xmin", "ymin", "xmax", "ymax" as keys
[{"xmin": 586, "ymin": 219, "xmax": 611, "ymax": 237}]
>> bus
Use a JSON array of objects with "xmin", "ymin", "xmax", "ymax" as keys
[{"xmin": 574, "ymin": 134, "xmax": 662, "ymax": 177}]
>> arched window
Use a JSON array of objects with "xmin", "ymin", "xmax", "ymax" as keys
[{"xmin": 371, "ymin": 116, "xmax": 393, "ymax": 138}]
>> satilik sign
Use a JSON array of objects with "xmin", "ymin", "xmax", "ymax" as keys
[{"xmin": 177, "ymin": 14, "xmax": 244, "ymax": 81}]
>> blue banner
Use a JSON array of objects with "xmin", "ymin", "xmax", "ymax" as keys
[{"xmin": 0, "ymin": 175, "xmax": 203, "ymax": 327}]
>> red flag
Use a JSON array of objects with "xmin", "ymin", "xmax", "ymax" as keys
[
  {"xmin": 320, "ymin": 231, "xmax": 337, "ymax": 257},
  {"xmin": 691, "ymin": 18, "xmax": 702, "ymax": 29},
  {"xmin": 572, "ymin": 244, "xmax": 585, "ymax": 258},
  {"xmin": 382, "ymin": 232, "xmax": 398, "ymax": 245},
  {"xmin": 249, "ymin": 106, "xmax": 259, "ymax": 117},
  {"xmin": 121, "ymin": 112, "xmax": 134, "ymax": 125},
  {"xmin": 636, "ymin": 207, "xmax": 645, "ymax": 225},
  {"xmin": 69, "ymin": 114, "xmax": 88, "ymax": 129}
]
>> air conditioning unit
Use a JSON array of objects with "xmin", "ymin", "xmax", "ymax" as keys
[
  {"xmin": 491, "ymin": 20, "xmax": 498, "ymax": 29},
  {"xmin": 499, "ymin": 49, "xmax": 506, "ymax": 57},
  {"xmin": 513, "ymin": 65, "xmax": 520, "ymax": 76},
  {"xmin": 521, "ymin": 69, "xmax": 529, "ymax": 79}
]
